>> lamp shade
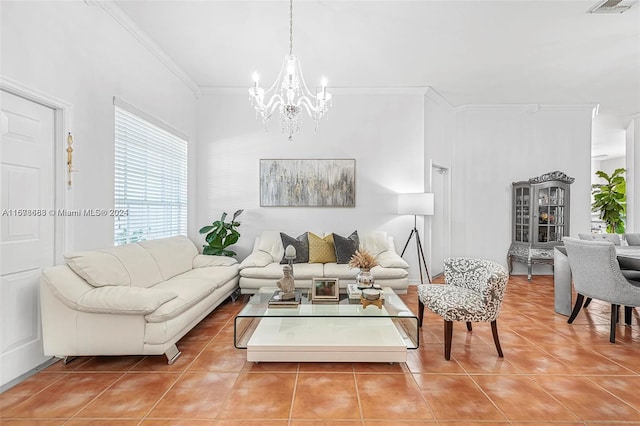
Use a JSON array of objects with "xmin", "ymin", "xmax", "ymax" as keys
[{"xmin": 397, "ymin": 193, "xmax": 434, "ymax": 216}]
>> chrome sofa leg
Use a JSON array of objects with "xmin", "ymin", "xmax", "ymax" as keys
[
  {"xmin": 165, "ymin": 345, "xmax": 181, "ymax": 365},
  {"xmin": 62, "ymin": 356, "xmax": 77, "ymax": 365}
]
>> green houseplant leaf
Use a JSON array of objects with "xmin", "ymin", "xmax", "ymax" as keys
[
  {"xmin": 199, "ymin": 209, "xmax": 244, "ymax": 257},
  {"xmin": 591, "ymin": 168, "xmax": 626, "ymax": 234}
]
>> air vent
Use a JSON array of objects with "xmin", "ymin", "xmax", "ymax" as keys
[{"xmin": 587, "ymin": 0, "xmax": 635, "ymax": 13}]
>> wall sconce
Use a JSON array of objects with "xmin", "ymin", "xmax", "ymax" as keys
[{"xmin": 66, "ymin": 132, "xmax": 77, "ymax": 188}]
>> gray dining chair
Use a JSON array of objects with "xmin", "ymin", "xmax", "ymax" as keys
[
  {"xmin": 563, "ymin": 237, "xmax": 640, "ymax": 343},
  {"xmin": 417, "ymin": 258, "xmax": 508, "ymax": 360},
  {"xmin": 624, "ymin": 233, "xmax": 640, "ymax": 246},
  {"xmin": 578, "ymin": 233, "xmax": 621, "ymax": 245}
]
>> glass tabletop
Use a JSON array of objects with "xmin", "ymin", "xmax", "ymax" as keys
[{"xmin": 234, "ymin": 287, "xmax": 419, "ymax": 350}]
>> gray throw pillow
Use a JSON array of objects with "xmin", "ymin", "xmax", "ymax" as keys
[
  {"xmin": 334, "ymin": 230, "xmax": 359, "ymax": 264},
  {"xmin": 280, "ymin": 232, "xmax": 309, "ymax": 264}
]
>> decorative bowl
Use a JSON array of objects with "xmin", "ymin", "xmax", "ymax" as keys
[{"xmin": 362, "ymin": 289, "xmax": 381, "ymax": 301}]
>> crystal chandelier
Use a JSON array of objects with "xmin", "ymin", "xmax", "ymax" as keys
[{"xmin": 248, "ymin": 0, "xmax": 332, "ymax": 141}]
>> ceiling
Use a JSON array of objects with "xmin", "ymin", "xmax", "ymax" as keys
[{"xmin": 112, "ymin": 0, "xmax": 640, "ymax": 158}]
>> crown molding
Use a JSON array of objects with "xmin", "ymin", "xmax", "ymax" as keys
[
  {"xmin": 92, "ymin": 0, "xmax": 201, "ymax": 99},
  {"xmin": 454, "ymin": 103, "xmax": 599, "ymax": 113},
  {"xmin": 200, "ymin": 86, "xmax": 431, "ymax": 96},
  {"xmin": 424, "ymin": 87, "xmax": 454, "ymax": 111}
]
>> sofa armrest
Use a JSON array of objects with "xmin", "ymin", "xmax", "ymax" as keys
[
  {"xmin": 76, "ymin": 286, "xmax": 178, "ymax": 315},
  {"xmin": 376, "ymin": 250, "xmax": 410, "ymax": 269},
  {"xmin": 239, "ymin": 250, "xmax": 274, "ymax": 269},
  {"xmin": 193, "ymin": 254, "xmax": 238, "ymax": 268}
]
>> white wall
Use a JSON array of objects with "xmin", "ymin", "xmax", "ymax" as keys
[
  {"xmin": 1, "ymin": 1, "xmax": 198, "ymax": 252},
  {"xmin": 452, "ymin": 106, "xmax": 593, "ymax": 274},
  {"xmin": 197, "ymin": 92, "xmax": 426, "ymax": 281}
]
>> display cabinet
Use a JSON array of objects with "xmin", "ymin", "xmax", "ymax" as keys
[{"xmin": 508, "ymin": 171, "xmax": 574, "ymax": 280}]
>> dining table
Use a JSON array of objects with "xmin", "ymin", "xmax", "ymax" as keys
[{"xmin": 553, "ymin": 246, "xmax": 640, "ymax": 316}]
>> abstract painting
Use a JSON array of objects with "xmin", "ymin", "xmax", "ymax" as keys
[{"xmin": 260, "ymin": 159, "xmax": 355, "ymax": 207}]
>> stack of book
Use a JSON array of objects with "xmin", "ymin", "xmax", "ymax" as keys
[
  {"xmin": 347, "ymin": 283, "xmax": 362, "ymax": 303},
  {"xmin": 268, "ymin": 289, "xmax": 302, "ymax": 308}
]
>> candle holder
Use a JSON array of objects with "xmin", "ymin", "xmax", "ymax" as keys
[{"xmin": 284, "ymin": 244, "xmax": 297, "ymax": 275}]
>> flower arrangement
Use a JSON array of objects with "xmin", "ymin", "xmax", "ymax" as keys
[{"xmin": 348, "ymin": 249, "xmax": 378, "ymax": 270}]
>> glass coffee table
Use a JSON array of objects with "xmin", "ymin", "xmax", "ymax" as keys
[{"xmin": 234, "ymin": 287, "xmax": 419, "ymax": 363}]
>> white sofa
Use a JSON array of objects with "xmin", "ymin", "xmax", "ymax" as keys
[
  {"xmin": 239, "ymin": 231, "xmax": 410, "ymax": 294},
  {"xmin": 41, "ymin": 235, "xmax": 239, "ymax": 364}
]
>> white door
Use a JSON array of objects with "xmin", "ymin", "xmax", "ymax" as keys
[
  {"xmin": 431, "ymin": 164, "xmax": 450, "ymax": 278},
  {"xmin": 0, "ymin": 90, "xmax": 55, "ymax": 387}
]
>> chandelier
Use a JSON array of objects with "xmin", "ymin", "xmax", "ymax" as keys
[{"xmin": 248, "ymin": 0, "xmax": 332, "ymax": 141}]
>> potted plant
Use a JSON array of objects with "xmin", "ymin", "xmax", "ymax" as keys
[
  {"xmin": 591, "ymin": 168, "xmax": 626, "ymax": 233},
  {"xmin": 199, "ymin": 209, "xmax": 244, "ymax": 256}
]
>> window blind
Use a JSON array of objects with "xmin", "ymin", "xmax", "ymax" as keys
[{"xmin": 114, "ymin": 105, "xmax": 187, "ymax": 246}]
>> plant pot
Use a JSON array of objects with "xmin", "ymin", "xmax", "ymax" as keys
[{"xmin": 356, "ymin": 268, "xmax": 375, "ymax": 288}]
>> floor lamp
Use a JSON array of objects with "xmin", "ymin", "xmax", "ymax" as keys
[{"xmin": 398, "ymin": 193, "xmax": 434, "ymax": 284}]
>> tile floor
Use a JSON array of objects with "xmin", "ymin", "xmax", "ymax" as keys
[{"xmin": 2, "ymin": 275, "xmax": 640, "ymax": 425}]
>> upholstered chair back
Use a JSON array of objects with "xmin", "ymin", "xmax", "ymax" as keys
[
  {"xmin": 578, "ymin": 233, "xmax": 621, "ymax": 245},
  {"xmin": 563, "ymin": 237, "xmax": 640, "ymax": 306},
  {"xmin": 624, "ymin": 233, "xmax": 640, "ymax": 246},
  {"xmin": 442, "ymin": 258, "xmax": 508, "ymax": 322}
]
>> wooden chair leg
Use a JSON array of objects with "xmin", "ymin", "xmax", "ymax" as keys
[
  {"xmin": 491, "ymin": 320, "xmax": 503, "ymax": 358},
  {"xmin": 625, "ymin": 306, "xmax": 633, "ymax": 325},
  {"xmin": 610, "ymin": 304, "xmax": 618, "ymax": 343},
  {"xmin": 568, "ymin": 293, "xmax": 584, "ymax": 324},
  {"xmin": 418, "ymin": 300, "xmax": 424, "ymax": 327},
  {"xmin": 583, "ymin": 297, "xmax": 592, "ymax": 308},
  {"xmin": 444, "ymin": 320, "xmax": 453, "ymax": 360},
  {"xmin": 466, "ymin": 322, "xmax": 472, "ymax": 331}
]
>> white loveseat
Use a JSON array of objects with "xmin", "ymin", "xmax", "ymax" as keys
[
  {"xmin": 239, "ymin": 231, "xmax": 410, "ymax": 294},
  {"xmin": 41, "ymin": 235, "xmax": 239, "ymax": 364}
]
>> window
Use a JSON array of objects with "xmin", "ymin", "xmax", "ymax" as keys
[{"xmin": 114, "ymin": 99, "xmax": 187, "ymax": 246}]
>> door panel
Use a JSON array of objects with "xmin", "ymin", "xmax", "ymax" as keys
[{"xmin": 0, "ymin": 90, "xmax": 55, "ymax": 387}]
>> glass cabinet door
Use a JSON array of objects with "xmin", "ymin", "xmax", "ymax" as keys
[
  {"xmin": 514, "ymin": 186, "xmax": 530, "ymax": 243},
  {"xmin": 537, "ymin": 185, "xmax": 566, "ymax": 244}
]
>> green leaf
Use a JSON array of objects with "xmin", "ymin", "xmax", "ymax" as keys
[
  {"xmin": 232, "ymin": 209, "xmax": 244, "ymax": 220},
  {"xmin": 199, "ymin": 225, "xmax": 214, "ymax": 234}
]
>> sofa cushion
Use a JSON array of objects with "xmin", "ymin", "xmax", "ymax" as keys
[
  {"xmin": 333, "ymin": 230, "xmax": 359, "ymax": 264},
  {"xmin": 376, "ymin": 250, "xmax": 410, "ymax": 269},
  {"xmin": 193, "ymin": 254, "xmax": 238, "ymax": 268},
  {"xmin": 146, "ymin": 266, "xmax": 238, "ymax": 323},
  {"xmin": 279, "ymin": 232, "xmax": 310, "ymax": 264},
  {"xmin": 138, "ymin": 235, "xmax": 198, "ymax": 280},
  {"xmin": 360, "ymin": 231, "xmax": 390, "ymax": 256},
  {"xmin": 109, "ymin": 243, "xmax": 164, "ymax": 288},
  {"xmin": 240, "ymin": 262, "xmax": 323, "ymax": 280},
  {"xmin": 308, "ymin": 233, "xmax": 336, "ymax": 264},
  {"xmin": 76, "ymin": 286, "xmax": 177, "ymax": 315},
  {"xmin": 65, "ymin": 251, "xmax": 130, "ymax": 287},
  {"xmin": 257, "ymin": 231, "xmax": 285, "ymax": 261}
]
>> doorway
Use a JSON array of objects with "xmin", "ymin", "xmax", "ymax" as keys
[{"xmin": 430, "ymin": 163, "xmax": 451, "ymax": 278}]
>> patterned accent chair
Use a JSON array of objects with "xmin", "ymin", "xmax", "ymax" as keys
[
  {"xmin": 417, "ymin": 258, "xmax": 509, "ymax": 360},
  {"xmin": 563, "ymin": 237, "xmax": 640, "ymax": 343},
  {"xmin": 624, "ymin": 233, "xmax": 640, "ymax": 246}
]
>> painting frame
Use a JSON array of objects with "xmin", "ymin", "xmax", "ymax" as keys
[
  {"xmin": 311, "ymin": 278, "xmax": 340, "ymax": 303},
  {"xmin": 259, "ymin": 159, "xmax": 356, "ymax": 207}
]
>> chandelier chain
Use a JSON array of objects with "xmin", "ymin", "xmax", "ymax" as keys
[{"xmin": 289, "ymin": 0, "xmax": 293, "ymax": 55}]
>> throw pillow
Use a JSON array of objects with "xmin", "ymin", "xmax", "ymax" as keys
[
  {"xmin": 308, "ymin": 232, "xmax": 337, "ymax": 263},
  {"xmin": 279, "ymin": 232, "xmax": 309, "ymax": 264},
  {"xmin": 360, "ymin": 231, "xmax": 390, "ymax": 256},
  {"xmin": 334, "ymin": 230, "xmax": 359, "ymax": 264}
]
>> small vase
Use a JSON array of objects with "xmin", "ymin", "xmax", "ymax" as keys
[{"xmin": 356, "ymin": 268, "xmax": 375, "ymax": 288}]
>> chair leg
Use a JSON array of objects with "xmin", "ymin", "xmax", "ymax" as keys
[
  {"xmin": 625, "ymin": 306, "xmax": 633, "ymax": 325},
  {"xmin": 466, "ymin": 321, "xmax": 472, "ymax": 331},
  {"xmin": 444, "ymin": 320, "xmax": 453, "ymax": 361},
  {"xmin": 610, "ymin": 304, "xmax": 618, "ymax": 343},
  {"xmin": 418, "ymin": 300, "xmax": 424, "ymax": 327},
  {"xmin": 583, "ymin": 297, "xmax": 592, "ymax": 308},
  {"xmin": 491, "ymin": 320, "xmax": 504, "ymax": 358},
  {"xmin": 568, "ymin": 293, "xmax": 584, "ymax": 324}
]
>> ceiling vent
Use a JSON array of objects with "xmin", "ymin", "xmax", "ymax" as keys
[{"xmin": 587, "ymin": 0, "xmax": 635, "ymax": 13}]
